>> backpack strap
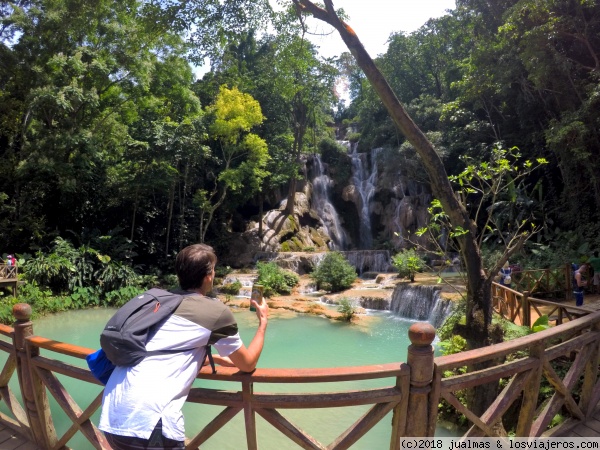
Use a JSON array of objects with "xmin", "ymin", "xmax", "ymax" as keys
[{"xmin": 204, "ymin": 345, "xmax": 217, "ymax": 374}]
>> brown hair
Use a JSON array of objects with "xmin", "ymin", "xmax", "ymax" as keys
[{"xmin": 175, "ymin": 244, "xmax": 217, "ymax": 291}]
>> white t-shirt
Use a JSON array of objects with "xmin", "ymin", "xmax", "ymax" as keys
[{"xmin": 99, "ymin": 294, "xmax": 242, "ymax": 441}]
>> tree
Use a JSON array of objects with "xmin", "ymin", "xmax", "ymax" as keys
[
  {"xmin": 198, "ymin": 86, "xmax": 269, "ymax": 242},
  {"xmin": 391, "ymin": 248, "xmax": 425, "ymax": 282},
  {"xmin": 289, "ymin": 0, "xmax": 533, "ymax": 414},
  {"xmin": 310, "ymin": 252, "xmax": 357, "ymax": 292},
  {"xmin": 291, "ymin": 0, "xmax": 488, "ymax": 336}
]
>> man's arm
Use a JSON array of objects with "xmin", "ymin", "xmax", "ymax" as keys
[{"xmin": 228, "ymin": 298, "xmax": 268, "ymax": 372}]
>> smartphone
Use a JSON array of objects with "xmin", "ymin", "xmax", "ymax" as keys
[{"xmin": 250, "ymin": 284, "xmax": 264, "ymax": 312}]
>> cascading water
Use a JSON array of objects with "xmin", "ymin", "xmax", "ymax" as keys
[
  {"xmin": 341, "ymin": 250, "xmax": 393, "ymax": 274},
  {"xmin": 310, "ymin": 155, "xmax": 350, "ymax": 250},
  {"xmin": 349, "ymin": 144, "xmax": 382, "ymax": 249},
  {"xmin": 389, "ymin": 284, "xmax": 454, "ymax": 328}
]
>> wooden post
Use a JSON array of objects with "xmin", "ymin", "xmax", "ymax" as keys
[
  {"xmin": 405, "ymin": 322, "xmax": 436, "ymax": 437},
  {"xmin": 580, "ymin": 322, "xmax": 600, "ymax": 415},
  {"xmin": 13, "ymin": 303, "xmax": 58, "ymax": 449},
  {"xmin": 242, "ymin": 378, "xmax": 258, "ymax": 450},
  {"xmin": 565, "ymin": 263, "xmax": 572, "ymax": 301},
  {"xmin": 523, "ymin": 291, "xmax": 530, "ymax": 327}
]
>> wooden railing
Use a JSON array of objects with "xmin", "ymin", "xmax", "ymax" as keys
[
  {"xmin": 1, "ymin": 302, "xmax": 600, "ymax": 448},
  {"xmin": 0, "ymin": 264, "xmax": 19, "ymax": 297},
  {"xmin": 492, "ymin": 282, "xmax": 590, "ymax": 327},
  {"xmin": 0, "ymin": 264, "xmax": 18, "ymax": 279},
  {"xmin": 435, "ymin": 310, "xmax": 600, "ymax": 437},
  {"xmin": 511, "ymin": 265, "xmax": 571, "ymax": 300}
]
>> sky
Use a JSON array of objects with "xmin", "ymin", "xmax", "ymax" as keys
[
  {"xmin": 305, "ymin": 0, "xmax": 457, "ymax": 59},
  {"xmin": 193, "ymin": 0, "xmax": 456, "ymax": 78}
]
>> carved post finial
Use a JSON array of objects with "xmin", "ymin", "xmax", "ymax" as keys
[{"xmin": 13, "ymin": 303, "xmax": 31, "ymax": 321}]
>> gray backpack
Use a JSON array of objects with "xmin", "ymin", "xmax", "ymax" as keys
[{"xmin": 100, "ymin": 288, "xmax": 215, "ymax": 371}]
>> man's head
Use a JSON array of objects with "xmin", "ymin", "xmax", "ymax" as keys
[{"xmin": 175, "ymin": 244, "xmax": 217, "ymax": 291}]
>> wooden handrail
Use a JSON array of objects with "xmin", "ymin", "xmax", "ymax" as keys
[{"xmin": 0, "ymin": 290, "xmax": 598, "ymax": 447}]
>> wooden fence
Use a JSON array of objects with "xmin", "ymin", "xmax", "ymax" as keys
[
  {"xmin": 511, "ymin": 265, "xmax": 572, "ymax": 300},
  {"xmin": 492, "ymin": 282, "xmax": 590, "ymax": 327},
  {"xmin": 0, "ymin": 264, "xmax": 19, "ymax": 296},
  {"xmin": 1, "ymin": 301, "xmax": 599, "ymax": 449},
  {"xmin": 0, "ymin": 264, "xmax": 18, "ymax": 279}
]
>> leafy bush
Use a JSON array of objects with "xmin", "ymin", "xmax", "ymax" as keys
[
  {"xmin": 22, "ymin": 237, "xmax": 142, "ymax": 297},
  {"xmin": 219, "ymin": 280, "xmax": 242, "ymax": 295},
  {"xmin": 337, "ymin": 297, "xmax": 356, "ymax": 322},
  {"xmin": 256, "ymin": 262, "xmax": 299, "ymax": 297},
  {"xmin": 311, "ymin": 252, "xmax": 357, "ymax": 292},
  {"xmin": 391, "ymin": 248, "xmax": 425, "ymax": 282},
  {"xmin": 103, "ymin": 286, "xmax": 145, "ymax": 307}
]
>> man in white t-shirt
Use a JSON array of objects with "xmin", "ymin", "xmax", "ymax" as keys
[{"xmin": 99, "ymin": 244, "xmax": 269, "ymax": 449}]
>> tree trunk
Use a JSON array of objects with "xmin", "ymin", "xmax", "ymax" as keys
[
  {"xmin": 258, "ymin": 193, "xmax": 264, "ymax": 239},
  {"xmin": 165, "ymin": 180, "xmax": 175, "ymax": 256},
  {"xmin": 293, "ymin": 0, "xmax": 492, "ymax": 345}
]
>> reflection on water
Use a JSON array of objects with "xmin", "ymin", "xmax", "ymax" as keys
[{"xmin": 0, "ymin": 307, "xmax": 458, "ymax": 449}]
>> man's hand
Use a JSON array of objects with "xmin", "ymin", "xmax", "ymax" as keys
[
  {"xmin": 229, "ymin": 297, "xmax": 269, "ymax": 372},
  {"xmin": 251, "ymin": 296, "xmax": 269, "ymax": 324}
]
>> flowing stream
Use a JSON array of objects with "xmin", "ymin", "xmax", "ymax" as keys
[{"xmin": 0, "ymin": 308, "xmax": 459, "ymax": 449}]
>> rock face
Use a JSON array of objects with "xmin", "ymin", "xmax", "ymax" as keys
[
  {"xmin": 221, "ymin": 188, "xmax": 332, "ymax": 268},
  {"xmin": 220, "ymin": 144, "xmax": 433, "ymax": 267}
]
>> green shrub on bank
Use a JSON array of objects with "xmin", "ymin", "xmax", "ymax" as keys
[
  {"xmin": 391, "ymin": 248, "xmax": 425, "ymax": 282},
  {"xmin": 219, "ymin": 280, "xmax": 242, "ymax": 295},
  {"xmin": 24, "ymin": 237, "xmax": 142, "ymax": 295},
  {"xmin": 311, "ymin": 252, "xmax": 357, "ymax": 293},
  {"xmin": 337, "ymin": 297, "xmax": 356, "ymax": 322},
  {"xmin": 256, "ymin": 262, "xmax": 299, "ymax": 297}
]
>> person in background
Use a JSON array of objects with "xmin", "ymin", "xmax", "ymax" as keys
[
  {"xmin": 499, "ymin": 261, "xmax": 512, "ymax": 288},
  {"xmin": 573, "ymin": 263, "xmax": 588, "ymax": 307},
  {"xmin": 588, "ymin": 251, "xmax": 600, "ymax": 295}
]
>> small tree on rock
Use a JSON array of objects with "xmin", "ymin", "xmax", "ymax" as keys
[
  {"xmin": 311, "ymin": 252, "xmax": 357, "ymax": 292},
  {"xmin": 391, "ymin": 248, "xmax": 425, "ymax": 282}
]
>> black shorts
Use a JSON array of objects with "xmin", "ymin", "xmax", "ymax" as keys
[{"xmin": 104, "ymin": 419, "xmax": 185, "ymax": 450}]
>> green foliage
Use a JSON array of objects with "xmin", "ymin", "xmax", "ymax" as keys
[
  {"xmin": 438, "ymin": 335, "xmax": 467, "ymax": 356},
  {"xmin": 215, "ymin": 265, "xmax": 233, "ymax": 278},
  {"xmin": 319, "ymin": 139, "xmax": 353, "ymax": 184},
  {"xmin": 531, "ymin": 315, "xmax": 550, "ymax": 333},
  {"xmin": 336, "ymin": 297, "xmax": 356, "ymax": 322},
  {"xmin": 63, "ymin": 287, "xmax": 101, "ymax": 309},
  {"xmin": 103, "ymin": 286, "xmax": 145, "ymax": 308},
  {"xmin": 437, "ymin": 297, "xmax": 467, "ymax": 341},
  {"xmin": 23, "ymin": 238, "xmax": 141, "ymax": 296},
  {"xmin": 311, "ymin": 252, "xmax": 357, "ymax": 293},
  {"xmin": 391, "ymin": 249, "xmax": 425, "ymax": 282},
  {"xmin": 256, "ymin": 262, "xmax": 299, "ymax": 297},
  {"xmin": 219, "ymin": 280, "xmax": 242, "ymax": 296},
  {"xmin": 346, "ymin": 132, "xmax": 361, "ymax": 143}
]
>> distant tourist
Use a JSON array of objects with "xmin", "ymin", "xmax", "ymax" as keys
[
  {"xmin": 573, "ymin": 263, "xmax": 588, "ymax": 307},
  {"xmin": 588, "ymin": 251, "xmax": 600, "ymax": 295},
  {"xmin": 499, "ymin": 261, "xmax": 512, "ymax": 288}
]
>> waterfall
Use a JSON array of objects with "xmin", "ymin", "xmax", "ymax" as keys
[
  {"xmin": 349, "ymin": 145, "xmax": 382, "ymax": 249},
  {"xmin": 341, "ymin": 250, "xmax": 394, "ymax": 274},
  {"xmin": 389, "ymin": 284, "xmax": 454, "ymax": 328},
  {"xmin": 310, "ymin": 155, "xmax": 349, "ymax": 250}
]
